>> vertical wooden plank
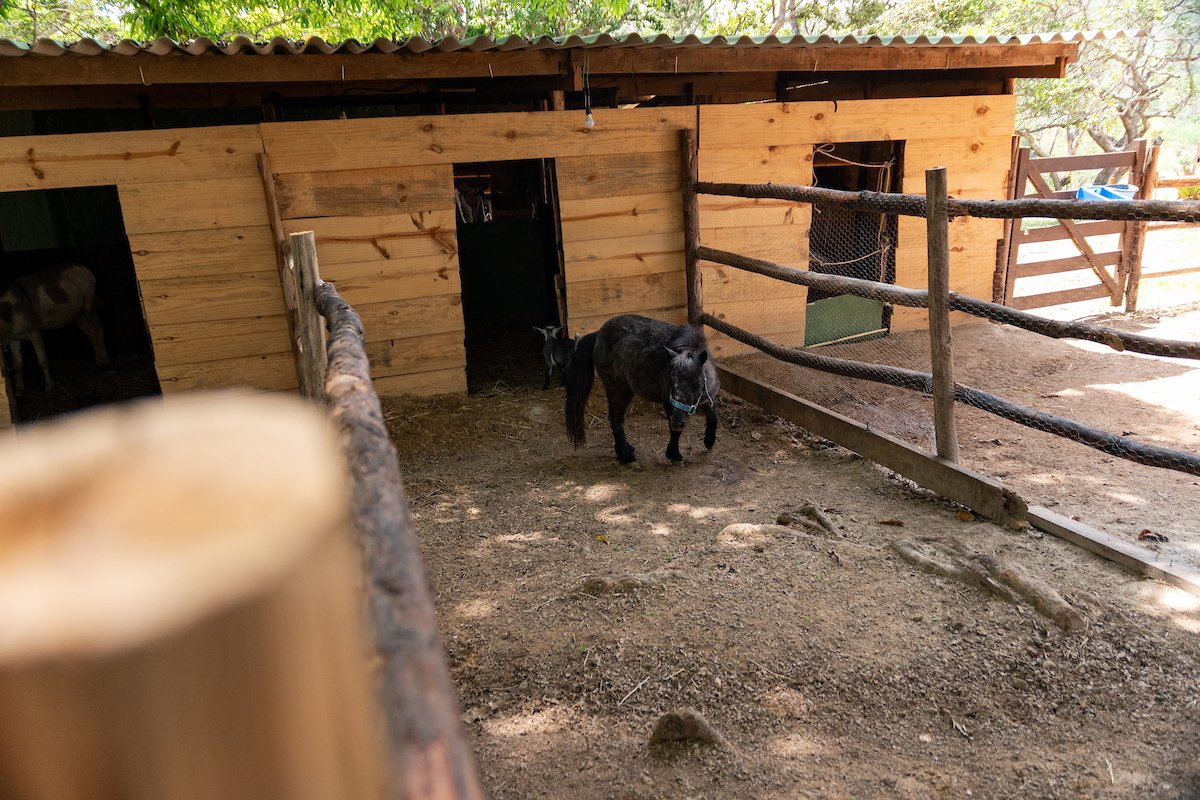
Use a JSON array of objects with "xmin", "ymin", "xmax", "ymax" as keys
[
  {"xmin": 1003, "ymin": 146, "xmax": 1030, "ymax": 306},
  {"xmin": 680, "ymin": 128, "xmax": 702, "ymax": 325},
  {"xmin": 258, "ymin": 153, "xmax": 304, "ymax": 392},
  {"xmin": 1117, "ymin": 139, "xmax": 1148, "ymax": 305},
  {"xmin": 926, "ymin": 167, "xmax": 959, "ymax": 463},
  {"xmin": 994, "ymin": 136, "xmax": 1021, "ymax": 303},
  {"xmin": 1125, "ymin": 143, "xmax": 1161, "ymax": 313},
  {"xmin": 289, "ymin": 231, "xmax": 327, "ymax": 401}
]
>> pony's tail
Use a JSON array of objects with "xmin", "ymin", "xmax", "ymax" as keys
[{"xmin": 565, "ymin": 332, "xmax": 597, "ymax": 447}]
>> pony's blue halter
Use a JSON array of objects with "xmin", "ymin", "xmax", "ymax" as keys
[{"xmin": 668, "ymin": 383, "xmax": 713, "ymax": 416}]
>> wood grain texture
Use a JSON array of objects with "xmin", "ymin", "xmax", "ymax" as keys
[
  {"xmin": 371, "ymin": 367, "xmax": 467, "ymax": 397},
  {"xmin": 355, "ymin": 294, "xmax": 465, "ymax": 343},
  {"xmin": 262, "ymin": 107, "xmax": 694, "ymax": 173},
  {"xmin": 699, "ymin": 95, "xmax": 1016, "ymax": 151},
  {"xmin": 324, "ymin": 253, "xmax": 461, "ymax": 306},
  {"xmin": 284, "ymin": 211, "xmax": 458, "ymax": 265},
  {"xmin": 566, "ymin": 271, "xmax": 687, "ymax": 318},
  {"xmin": 139, "ymin": 271, "xmax": 287, "ymax": 326},
  {"xmin": 0, "ymin": 394, "xmax": 383, "ymax": 799},
  {"xmin": 119, "ymin": 177, "xmax": 270, "ymax": 235},
  {"xmin": 129, "ymin": 226, "xmax": 278, "ymax": 280},
  {"xmin": 149, "ymin": 315, "xmax": 292, "ymax": 367},
  {"xmin": 570, "ymin": 306, "xmax": 687, "ymax": 336},
  {"xmin": 556, "ymin": 152, "xmax": 681, "ymax": 200},
  {"xmin": 0, "ymin": 125, "xmax": 264, "ymax": 191},
  {"xmin": 559, "ymin": 192, "xmax": 683, "ymax": 242},
  {"xmin": 157, "ymin": 351, "xmax": 299, "ymax": 393},
  {"xmin": 276, "ymin": 164, "xmax": 454, "ymax": 219},
  {"xmin": 364, "ymin": 332, "xmax": 465, "ymax": 380}
]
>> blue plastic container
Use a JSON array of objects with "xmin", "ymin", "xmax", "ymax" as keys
[{"xmin": 1075, "ymin": 184, "xmax": 1137, "ymax": 201}]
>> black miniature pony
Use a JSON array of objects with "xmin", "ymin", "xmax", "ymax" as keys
[{"xmin": 565, "ymin": 314, "xmax": 719, "ymax": 464}]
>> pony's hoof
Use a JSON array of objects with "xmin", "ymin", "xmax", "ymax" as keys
[
  {"xmin": 704, "ymin": 438, "xmax": 716, "ymax": 450},
  {"xmin": 616, "ymin": 447, "xmax": 637, "ymax": 465},
  {"xmin": 666, "ymin": 449, "xmax": 683, "ymax": 464}
]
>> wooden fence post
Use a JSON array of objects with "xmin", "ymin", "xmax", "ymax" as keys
[
  {"xmin": 926, "ymin": 167, "xmax": 960, "ymax": 462},
  {"xmin": 995, "ymin": 138, "xmax": 1024, "ymax": 304},
  {"xmin": 0, "ymin": 394, "xmax": 385, "ymax": 800},
  {"xmin": 680, "ymin": 128, "xmax": 703, "ymax": 326},
  {"xmin": 1125, "ymin": 143, "xmax": 1161, "ymax": 312},
  {"xmin": 289, "ymin": 231, "xmax": 327, "ymax": 401}
]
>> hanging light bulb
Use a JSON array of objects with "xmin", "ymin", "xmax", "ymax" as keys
[{"xmin": 584, "ymin": 109, "xmax": 595, "ymax": 129}]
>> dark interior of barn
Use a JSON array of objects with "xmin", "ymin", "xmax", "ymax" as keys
[
  {"xmin": 453, "ymin": 159, "xmax": 566, "ymax": 393},
  {"xmin": 0, "ymin": 185, "xmax": 160, "ymax": 423}
]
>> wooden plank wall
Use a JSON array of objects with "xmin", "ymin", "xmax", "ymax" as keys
[
  {"xmin": 261, "ymin": 107, "xmax": 695, "ymax": 394},
  {"xmin": 697, "ymin": 95, "xmax": 1016, "ymax": 347},
  {"xmin": 0, "ymin": 125, "xmax": 294, "ymax": 403}
]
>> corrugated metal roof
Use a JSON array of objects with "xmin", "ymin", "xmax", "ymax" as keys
[{"xmin": 0, "ymin": 30, "xmax": 1133, "ymax": 58}]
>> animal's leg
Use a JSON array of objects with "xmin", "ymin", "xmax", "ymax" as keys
[
  {"xmin": 543, "ymin": 363, "xmax": 552, "ymax": 391},
  {"xmin": 703, "ymin": 402, "xmax": 718, "ymax": 450},
  {"xmin": 604, "ymin": 382, "xmax": 637, "ymax": 464},
  {"xmin": 666, "ymin": 428, "xmax": 684, "ymax": 464},
  {"xmin": 30, "ymin": 332, "xmax": 52, "ymax": 390},
  {"xmin": 9, "ymin": 342, "xmax": 24, "ymax": 395},
  {"xmin": 77, "ymin": 311, "xmax": 109, "ymax": 367}
]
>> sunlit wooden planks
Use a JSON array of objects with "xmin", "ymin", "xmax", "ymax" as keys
[
  {"xmin": 139, "ymin": 271, "xmax": 287, "ymax": 326},
  {"xmin": 559, "ymin": 192, "xmax": 683, "ymax": 242},
  {"xmin": 556, "ymin": 152, "xmax": 682, "ymax": 201},
  {"xmin": 283, "ymin": 211, "xmax": 459, "ymax": 264},
  {"xmin": 149, "ymin": 316, "xmax": 292, "ymax": 367},
  {"xmin": 372, "ymin": 367, "xmax": 467, "ymax": 398},
  {"xmin": 0, "ymin": 125, "xmax": 263, "ymax": 191},
  {"xmin": 275, "ymin": 164, "xmax": 454, "ymax": 219},
  {"xmin": 261, "ymin": 107, "xmax": 694, "ymax": 174},
  {"xmin": 129, "ymin": 226, "xmax": 277, "ymax": 281},
  {"xmin": 119, "ymin": 178, "xmax": 269, "ymax": 235},
  {"xmin": 699, "ymin": 96, "xmax": 1016, "ymax": 152},
  {"xmin": 157, "ymin": 351, "xmax": 299, "ymax": 393}
]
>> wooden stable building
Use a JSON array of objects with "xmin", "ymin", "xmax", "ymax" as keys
[{"xmin": 0, "ymin": 32, "xmax": 1087, "ymax": 424}]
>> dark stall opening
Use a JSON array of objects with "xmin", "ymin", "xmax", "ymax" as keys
[
  {"xmin": 805, "ymin": 140, "xmax": 905, "ymax": 347},
  {"xmin": 454, "ymin": 159, "xmax": 567, "ymax": 393},
  {"xmin": 0, "ymin": 185, "xmax": 160, "ymax": 423}
]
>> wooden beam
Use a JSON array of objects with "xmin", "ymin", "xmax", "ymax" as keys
[
  {"xmin": 926, "ymin": 167, "xmax": 959, "ymax": 462},
  {"xmin": 717, "ymin": 364, "xmax": 1026, "ymax": 525},
  {"xmin": 257, "ymin": 153, "xmax": 305, "ymax": 389},
  {"xmin": 679, "ymin": 128, "xmax": 702, "ymax": 325},
  {"xmin": 313, "ymin": 282, "xmax": 484, "ymax": 799},
  {"xmin": 0, "ymin": 43, "xmax": 1079, "ymax": 88},
  {"xmin": 1125, "ymin": 143, "xmax": 1161, "ymax": 312},
  {"xmin": 289, "ymin": 231, "xmax": 328, "ymax": 401},
  {"xmin": 1027, "ymin": 506, "xmax": 1200, "ymax": 596},
  {"xmin": 1024, "ymin": 169, "xmax": 1123, "ymax": 302}
]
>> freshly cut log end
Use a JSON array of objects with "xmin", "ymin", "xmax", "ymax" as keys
[{"xmin": 0, "ymin": 392, "xmax": 386, "ymax": 800}]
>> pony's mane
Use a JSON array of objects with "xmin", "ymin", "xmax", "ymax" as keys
[{"xmin": 668, "ymin": 324, "xmax": 708, "ymax": 354}]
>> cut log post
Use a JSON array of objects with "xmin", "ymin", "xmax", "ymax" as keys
[
  {"xmin": 1125, "ymin": 143, "xmax": 1161, "ymax": 312},
  {"xmin": 926, "ymin": 167, "xmax": 960, "ymax": 462},
  {"xmin": 290, "ymin": 230, "xmax": 327, "ymax": 402},
  {"xmin": 0, "ymin": 393, "xmax": 385, "ymax": 800},
  {"xmin": 679, "ymin": 128, "xmax": 703, "ymax": 326}
]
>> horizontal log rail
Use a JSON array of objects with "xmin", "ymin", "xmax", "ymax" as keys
[
  {"xmin": 701, "ymin": 312, "xmax": 1200, "ymax": 476},
  {"xmin": 695, "ymin": 181, "xmax": 1200, "ymax": 223},
  {"xmin": 697, "ymin": 245, "xmax": 1200, "ymax": 360},
  {"xmin": 313, "ymin": 280, "xmax": 485, "ymax": 799}
]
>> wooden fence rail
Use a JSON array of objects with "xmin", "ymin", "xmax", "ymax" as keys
[{"xmin": 291, "ymin": 231, "xmax": 486, "ymax": 800}]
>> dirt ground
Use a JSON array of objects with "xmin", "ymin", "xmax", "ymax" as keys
[{"xmin": 383, "ymin": 355, "xmax": 1200, "ymax": 798}]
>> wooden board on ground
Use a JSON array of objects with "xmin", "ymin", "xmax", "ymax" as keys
[{"xmin": 716, "ymin": 363, "xmax": 1026, "ymax": 526}]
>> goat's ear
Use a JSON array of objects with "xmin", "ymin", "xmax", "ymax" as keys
[
  {"xmin": 574, "ymin": 333, "xmax": 582, "ymax": 342},
  {"xmin": 663, "ymin": 346, "xmax": 679, "ymax": 357},
  {"xmin": 552, "ymin": 326, "xmax": 562, "ymax": 337},
  {"xmin": 698, "ymin": 350, "xmax": 709, "ymax": 365},
  {"xmin": 533, "ymin": 326, "xmax": 544, "ymax": 336}
]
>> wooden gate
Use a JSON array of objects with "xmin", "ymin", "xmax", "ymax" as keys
[{"xmin": 999, "ymin": 140, "xmax": 1156, "ymax": 311}]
